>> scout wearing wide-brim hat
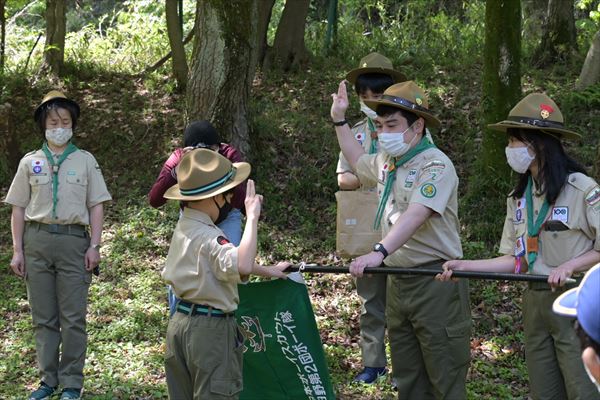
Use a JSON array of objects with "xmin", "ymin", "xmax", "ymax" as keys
[
  {"xmin": 164, "ymin": 148, "xmax": 250, "ymax": 202},
  {"xmin": 488, "ymin": 93, "xmax": 581, "ymax": 140},
  {"xmin": 345, "ymin": 52, "xmax": 407, "ymax": 85},
  {"xmin": 363, "ymin": 81, "xmax": 441, "ymax": 130},
  {"xmin": 34, "ymin": 90, "xmax": 81, "ymax": 122}
]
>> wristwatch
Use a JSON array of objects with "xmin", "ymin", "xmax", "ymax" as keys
[
  {"xmin": 332, "ymin": 119, "xmax": 349, "ymax": 127},
  {"xmin": 90, "ymin": 244, "xmax": 101, "ymax": 251},
  {"xmin": 372, "ymin": 242, "xmax": 388, "ymax": 259}
]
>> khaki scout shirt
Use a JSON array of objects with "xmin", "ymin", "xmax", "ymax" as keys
[
  {"xmin": 4, "ymin": 148, "xmax": 111, "ymax": 225},
  {"xmin": 336, "ymin": 118, "xmax": 377, "ymax": 189},
  {"xmin": 162, "ymin": 208, "xmax": 242, "ymax": 313},
  {"xmin": 355, "ymin": 146, "xmax": 463, "ymax": 267},
  {"xmin": 499, "ymin": 173, "xmax": 600, "ymax": 276}
]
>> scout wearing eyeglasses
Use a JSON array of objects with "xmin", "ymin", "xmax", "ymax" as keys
[
  {"xmin": 439, "ymin": 93, "xmax": 600, "ymax": 400},
  {"xmin": 336, "ymin": 52, "xmax": 406, "ymax": 384},
  {"xmin": 5, "ymin": 91, "xmax": 111, "ymax": 400},
  {"xmin": 161, "ymin": 149, "xmax": 288, "ymax": 400},
  {"xmin": 331, "ymin": 81, "xmax": 471, "ymax": 399}
]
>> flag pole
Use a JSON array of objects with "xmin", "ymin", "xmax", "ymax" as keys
[{"xmin": 285, "ymin": 264, "xmax": 577, "ymax": 284}]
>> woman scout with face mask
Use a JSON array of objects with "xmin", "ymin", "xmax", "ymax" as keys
[
  {"xmin": 160, "ymin": 149, "xmax": 289, "ymax": 399},
  {"xmin": 4, "ymin": 91, "xmax": 112, "ymax": 400},
  {"xmin": 331, "ymin": 80, "xmax": 471, "ymax": 399},
  {"xmin": 335, "ymin": 52, "xmax": 406, "ymax": 385},
  {"xmin": 438, "ymin": 93, "xmax": 600, "ymax": 399}
]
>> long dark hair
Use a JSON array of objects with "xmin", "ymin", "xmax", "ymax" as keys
[{"xmin": 509, "ymin": 128, "xmax": 586, "ymax": 204}]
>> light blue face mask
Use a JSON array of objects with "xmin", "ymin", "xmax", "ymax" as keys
[{"xmin": 377, "ymin": 122, "xmax": 416, "ymax": 157}]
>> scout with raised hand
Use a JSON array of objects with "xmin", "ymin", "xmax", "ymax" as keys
[
  {"xmin": 438, "ymin": 93, "xmax": 600, "ymax": 399},
  {"xmin": 331, "ymin": 80, "xmax": 471, "ymax": 399},
  {"xmin": 336, "ymin": 52, "xmax": 406, "ymax": 384},
  {"xmin": 5, "ymin": 91, "xmax": 111, "ymax": 400},
  {"xmin": 161, "ymin": 149, "xmax": 288, "ymax": 400}
]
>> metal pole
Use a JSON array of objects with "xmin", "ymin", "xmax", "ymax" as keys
[{"xmin": 285, "ymin": 264, "xmax": 576, "ymax": 284}]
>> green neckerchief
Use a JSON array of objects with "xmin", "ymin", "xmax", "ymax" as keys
[
  {"xmin": 373, "ymin": 135, "xmax": 437, "ymax": 230},
  {"xmin": 42, "ymin": 141, "xmax": 79, "ymax": 219},
  {"xmin": 366, "ymin": 118, "xmax": 377, "ymax": 154},
  {"xmin": 525, "ymin": 176, "xmax": 550, "ymax": 270}
]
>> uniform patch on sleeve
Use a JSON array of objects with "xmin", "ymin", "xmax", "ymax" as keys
[
  {"xmin": 585, "ymin": 186, "xmax": 600, "ymax": 206},
  {"xmin": 422, "ymin": 160, "xmax": 446, "ymax": 181},
  {"xmin": 354, "ymin": 132, "xmax": 365, "ymax": 145},
  {"xmin": 217, "ymin": 236, "xmax": 231, "ymax": 245},
  {"xmin": 420, "ymin": 183, "xmax": 437, "ymax": 198}
]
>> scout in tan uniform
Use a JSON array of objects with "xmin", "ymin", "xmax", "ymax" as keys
[
  {"xmin": 331, "ymin": 81, "xmax": 471, "ymax": 399},
  {"xmin": 439, "ymin": 93, "xmax": 600, "ymax": 399},
  {"xmin": 161, "ymin": 149, "xmax": 288, "ymax": 400},
  {"xmin": 5, "ymin": 91, "xmax": 111, "ymax": 400},
  {"xmin": 336, "ymin": 52, "xmax": 406, "ymax": 384}
]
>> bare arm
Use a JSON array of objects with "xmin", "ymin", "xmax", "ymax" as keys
[
  {"xmin": 436, "ymin": 255, "xmax": 515, "ymax": 282},
  {"xmin": 337, "ymin": 172, "xmax": 361, "ymax": 190},
  {"xmin": 237, "ymin": 180, "xmax": 260, "ymax": 276},
  {"xmin": 349, "ymin": 203, "xmax": 433, "ymax": 277},
  {"xmin": 548, "ymin": 249, "xmax": 600, "ymax": 287},
  {"xmin": 85, "ymin": 203, "xmax": 104, "ymax": 271},
  {"xmin": 10, "ymin": 206, "xmax": 26, "ymax": 277},
  {"xmin": 331, "ymin": 80, "xmax": 365, "ymax": 169}
]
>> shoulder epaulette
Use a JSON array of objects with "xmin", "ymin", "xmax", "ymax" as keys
[{"xmin": 566, "ymin": 173, "xmax": 597, "ymax": 193}]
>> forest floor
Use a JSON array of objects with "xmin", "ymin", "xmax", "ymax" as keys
[{"xmin": 1, "ymin": 57, "xmax": 598, "ymax": 399}]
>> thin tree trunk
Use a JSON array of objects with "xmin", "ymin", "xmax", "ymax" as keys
[
  {"xmin": 0, "ymin": 0, "xmax": 5, "ymax": 74},
  {"xmin": 165, "ymin": 0, "xmax": 188, "ymax": 91},
  {"xmin": 533, "ymin": 0, "xmax": 577, "ymax": 67},
  {"xmin": 576, "ymin": 30, "xmax": 600, "ymax": 90},
  {"xmin": 43, "ymin": 0, "xmax": 66, "ymax": 76},
  {"xmin": 256, "ymin": 0, "xmax": 274, "ymax": 67},
  {"xmin": 186, "ymin": 0, "xmax": 258, "ymax": 159},
  {"xmin": 264, "ymin": 0, "xmax": 311, "ymax": 71},
  {"xmin": 465, "ymin": 0, "xmax": 522, "ymax": 243},
  {"xmin": 0, "ymin": 103, "xmax": 21, "ymax": 176}
]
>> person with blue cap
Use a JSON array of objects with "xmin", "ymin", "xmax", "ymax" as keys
[{"xmin": 554, "ymin": 263, "xmax": 600, "ymax": 392}]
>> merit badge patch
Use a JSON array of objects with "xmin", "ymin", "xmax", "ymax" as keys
[
  {"xmin": 514, "ymin": 208, "xmax": 523, "ymax": 224},
  {"xmin": 422, "ymin": 160, "xmax": 445, "ymax": 181},
  {"xmin": 420, "ymin": 183, "xmax": 436, "ymax": 198},
  {"xmin": 31, "ymin": 159, "xmax": 44, "ymax": 174},
  {"xmin": 585, "ymin": 186, "xmax": 600, "ymax": 207},
  {"xmin": 217, "ymin": 236, "xmax": 230, "ymax": 245},
  {"xmin": 552, "ymin": 206, "xmax": 568, "ymax": 223},
  {"xmin": 354, "ymin": 132, "xmax": 365, "ymax": 145},
  {"xmin": 404, "ymin": 169, "xmax": 417, "ymax": 188},
  {"xmin": 514, "ymin": 235, "xmax": 526, "ymax": 257}
]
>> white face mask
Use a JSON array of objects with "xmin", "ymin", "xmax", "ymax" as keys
[
  {"xmin": 359, "ymin": 101, "xmax": 378, "ymax": 120},
  {"xmin": 378, "ymin": 123, "xmax": 417, "ymax": 157},
  {"xmin": 505, "ymin": 146, "xmax": 534, "ymax": 174},
  {"xmin": 45, "ymin": 127, "xmax": 73, "ymax": 147}
]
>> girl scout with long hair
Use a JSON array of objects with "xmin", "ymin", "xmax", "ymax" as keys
[
  {"xmin": 5, "ymin": 91, "xmax": 112, "ymax": 400},
  {"xmin": 438, "ymin": 93, "xmax": 600, "ymax": 399}
]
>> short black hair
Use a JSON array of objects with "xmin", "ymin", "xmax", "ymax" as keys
[
  {"xmin": 575, "ymin": 319, "xmax": 600, "ymax": 355},
  {"xmin": 508, "ymin": 128, "xmax": 587, "ymax": 203},
  {"xmin": 375, "ymin": 104, "xmax": 421, "ymax": 128},
  {"xmin": 354, "ymin": 73, "xmax": 394, "ymax": 96},
  {"xmin": 35, "ymin": 100, "xmax": 79, "ymax": 134}
]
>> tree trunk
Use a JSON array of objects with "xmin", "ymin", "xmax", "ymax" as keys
[
  {"xmin": 264, "ymin": 0, "xmax": 311, "ymax": 71},
  {"xmin": 43, "ymin": 0, "xmax": 66, "ymax": 76},
  {"xmin": 465, "ymin": 0, "xmax": 522, "ymax": 243},
  {"xmin": 576, "ymin": 30, "xmax": 600, "ymax": 90},
  {"xmin": 533, "ymin": 0, "xmax": 577, "ymax": 67},
  {"xmin": 0, "ymin": 103, "xmax": 21, "ymax": 179},
  {"xmin": 324, "ymin": 0, "xmax": 338, "ymax": 54},
  {"xmin": 165, "ymin": 0, "xmax": 188, "ymax": 91},
  {"xmin": 256, "ymin": 0, "xmax": 275, "ymax": 67},
  {"xmin": 186, "ymin": 0, "xmax": 258, "ymax": 159},
  {"xmin": 0, "ymin": 0, "xmax": 5, "ymax": 74}
]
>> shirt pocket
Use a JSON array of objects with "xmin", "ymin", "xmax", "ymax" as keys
[
  {"xmin": 29, "ymin": 175, "xmax": 51, "ymax": 207},
  {"xmin": 66, "ymin": 172, "xmax": 88, "ymax": 204},
  {"xmin": 540, "ymin": 227, "xmax": 592, "ymax": 267}
]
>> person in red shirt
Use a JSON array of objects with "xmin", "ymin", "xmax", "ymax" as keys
[{"xmin": 149, "ymin": 120, "xmax": 247, "ymax": 315}]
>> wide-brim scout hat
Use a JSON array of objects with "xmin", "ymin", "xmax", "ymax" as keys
[
  {"xmin": 345, "ymin": 52, "xmax": 406, "ymax": 85},
  {"xmin": 363, "ymin": 81, "xmax": 441, "ymax": 129},
  {"xmin": 488, "ymin": 93, "xmax": 580, "ymax": 140},
  {"xmin": 34, "ymin": 90, "xmax": 80, "ymax": 122},
  {"xmin": 164, "ymin": 148, "xmax": 250, "ymax": 202},
  {"xmin": 553, "ymin": 263, "xmax": 600, "ymax": 344}
]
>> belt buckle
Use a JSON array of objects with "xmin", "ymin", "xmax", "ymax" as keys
[{"xmin": 48, "ymin": 224, "xmax": 60, "ymax": 234}]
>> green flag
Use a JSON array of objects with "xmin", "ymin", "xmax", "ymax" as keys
[{"xmin": 237, "ymin": 277, "xmax": 336, "ymax": 400}]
